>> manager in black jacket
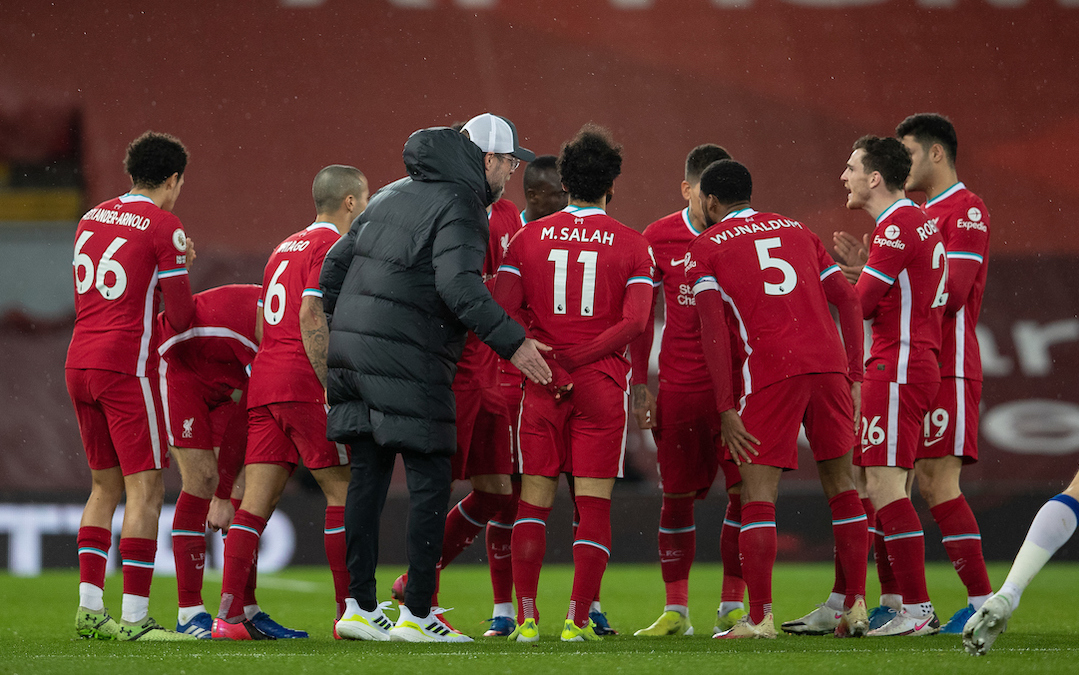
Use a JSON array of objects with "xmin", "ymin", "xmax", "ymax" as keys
[{"xmin": 321, "ymin": 115, "xmax": 551, "ymax": 642}]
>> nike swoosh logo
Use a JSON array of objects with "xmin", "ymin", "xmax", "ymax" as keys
[
  {"xmin": 670, "ymin": 257, "xmax": 687, "ymax": 267},
  {"xmin": 660, "ymin": 558, "xmax": 682, "ymax": 563},
  {"xmin": 923, "ymin": 436, "xmax": 946, "ymax": 447},
  {"xmin": 914, "ymin": 616, "xmax": 933, "ymax": 631},
  {"xmin": 492, "ymin": 553, "xmax": 511, "ymax": 560},
  {"xmin": 195, "ymin": 563, "xmax": 205, "ymax": 569}
]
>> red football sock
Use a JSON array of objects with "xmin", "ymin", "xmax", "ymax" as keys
[
  {"xmin": 877, "ymin": 499, "xmax": 930, "ymax": 605},
  {"xmin": 930, "ymin": 495, "xmax": 993, "ymax": 598},
  {"xmin": 739, "ymin": 501, "xmax": 777, "ymax": 624},
  {"xmin": 659, "ymin": 495, "xmax": 695, "ymax": 608},
  {"xmin": 873, "ymin": 510, "xmax": 900, "ymax": 597},
  {"xmin": 172, "ymin": 491, "xmax": 211, "ymax": 608},
  {"xmin": 442, "ymin": 490, "xmax": 512, "ymax": 569},
  {"xmin": 119, "ymin": 537, "xmax": 157, "ymax": 600},
  {"xmin": 862, "ymin": 497, "xmax": 877, "ymax": 554},
  {"xmin": 231, "ymin": 497, "xmax": 242, "ymax": 512},
  {"xmin": 243, "ymin": 550, "xmax": 259, "ymax": 609},
  {"xmin": 77, "ymin": 526, "xmax": 111, "ymax": 590},
  {"xmin": 219, "ymin": 510, "xmax": 266, "ymax": 621},
  {"xmin": 325, "ymin": 505, "xmax": 348, "ymax": 619},
  {"xmin": 569, "ymin": 496, "xmax": 612, "ymax": 627},
  {"xmin": 829, "ymin": 490, "xmax": 868, "ymax": 606},
  {"xmin": 511, "ymin": 501, "xmax": 550, "ymax": 624},
  {"xmin": 487, "ymin": 493, "xmax": 518, "ymax": 606},
  {"xmin": 721, "ymin": 497, "xmax": 746, "ymax": 603}
]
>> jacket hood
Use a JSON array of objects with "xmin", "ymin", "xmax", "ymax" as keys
[{"xmin": 403, "ymin": 127, "xmax": 493, "ymax": 205}]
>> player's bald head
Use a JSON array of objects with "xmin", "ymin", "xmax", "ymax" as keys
[{"xmin": 313, "ymin": 165, "xmax": 367, "ymax": 214}]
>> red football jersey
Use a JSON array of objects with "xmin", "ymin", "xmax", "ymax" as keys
[
  {"xmin": 455, "ymin": 198, "xmax": 523, "ymax": 390},
  {"xmin": 687, "ymin": 208, "xmax": 852, "ymax": 406},
  {"xmin": 641, "ymin": 208, "xmax": 711, "ymax": 391},
  {"xmin": 923, "ymin": 183, "xmax": 989, "ymax": 381},
  {"xmin": 157, "ymin": 284, "xmax": 261, "ymax": 396},
  {"xmin": 66, "ymin": 194, "xmax": 190, "ymax": 377},
  {"xmin": 857, "ymin": 199, "xmax": 946, "ymax": 384},
  {"xmin": 498, "ymin": 206, "xmax": 654, "ymax": 386},
  {"xmin": 248, "ymin": 223, "xmax": 341, "ymax": 407}
]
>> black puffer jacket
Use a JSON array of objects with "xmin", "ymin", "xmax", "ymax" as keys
[{"xmin": 320, "ymin": 127, "xmax": 526, "ymax": 454}]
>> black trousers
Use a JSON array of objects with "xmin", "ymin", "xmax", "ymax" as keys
[{"xmin": 344, "ymin": 433, "xmax": 452, "ymax": 616}]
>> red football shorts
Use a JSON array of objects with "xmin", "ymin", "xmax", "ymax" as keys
[
  {"xmin": 452, "ymin": 385, "xmax": 513, "ymax": 480},
  {"xmin": 917, "ymin": 377, "xmax": 981, "ymax": 464},
  {"xmin": 855, "ymin": 379, "xmax": 938, "ymax": 469},
  {"xmin": 66, "ymin": 368, "xmax": 167, "ymax": 475},
  {"xmin": 518, "ymin": 367, "xmax": 628, "ymax": 479},
  {"xmin": 159, "ymin": 360, "xmax": 236, "ymax": 450},
  {"xmin": 737, "ymin": 372, "xmax": 855, "ymax": 470},
  {"xmin": 246, "ymin": 402, "xmax": 348, "ymax": 470},
  {"xmin": 653, "ymin": 388, "xmax": 738, "ymax": 495}
]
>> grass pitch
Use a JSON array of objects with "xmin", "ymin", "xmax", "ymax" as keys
[{"xmin": 2, "ymin": 562, "xmax": 1077, "ymax": 674}]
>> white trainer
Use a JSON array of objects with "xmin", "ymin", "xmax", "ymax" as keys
[
  {"xmin": 780, "ymin": 603, "xmax": 843, "ymax": 635},
  {"xmin": 389, "ymin": 605, "xmax": 473, "ymax": 643},
  {"xmin": 336, "ymin": 600, "xmax": 395, "ymax": 641},
  {"xmin": 963, "ymin": 593, "xmax": 1012, "ymax": 656},
  {"xmin": 866, "ymin": 609, "xmax": 940, "ymax": 637}
]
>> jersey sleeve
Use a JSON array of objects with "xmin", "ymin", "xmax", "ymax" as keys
[
  {"xmin": 155, "ymin": 215, "xmax": 195, "ymax": 331},
  {"xmin": 686, "ymin": 239, "xmax": 736, "ymax": 412},
  {"xmin": 303, "ymin": 237, "xmax": 336, "ymax": 300},
  {"xmin": 943, "ymin": 206, "xmax": 989, "ymax": 315},
  {"xmin": 855, "ymin": 221, "xmax": 916, "ymax": 318}
]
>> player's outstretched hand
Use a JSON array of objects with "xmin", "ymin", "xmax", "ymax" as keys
[
  {"xmin": 207, "ymin": 496, "xmax": 236, "ymax": 533},
  {"xmin": 512, "ymin": 338, "xmax": 553, "ymax": 385},
  {"xmin": 833, "ymin": 231, "xmax": 868, "ymax": 283},
  {"xmin": 631, "ymin": 384, "xmax": 657, "ymax": 429},
  {"xmin": 719, "ymin": 409, "xmax": 760, "ymax": 465}
]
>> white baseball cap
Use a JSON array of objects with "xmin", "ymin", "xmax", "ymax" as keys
[{"xmin": 462, "ymin": 113, "xmax": 535, "ymax": 162}]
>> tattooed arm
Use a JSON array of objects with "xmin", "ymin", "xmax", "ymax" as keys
[{"xmin": 299, "ymin": 295, "xmax": 329, "ymax": 390}]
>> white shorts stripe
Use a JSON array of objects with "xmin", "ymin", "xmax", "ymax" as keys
[
  {"xmin": 887, "ymin": 382, "xmax": 900, "ymax": 467},
  {"xmin": 139, "ymin": 376, "xmax": 163, "ymax": 469}
]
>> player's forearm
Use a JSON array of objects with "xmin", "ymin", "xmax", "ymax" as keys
[
  {"xmin": 823, "ymin": 273, "xmax": 865, "ymax": 381},
  {"xmin": 559, "ymin": 285, "xmax": 651, "ymax": 372},
  {"xmin": 628, "ymin": 313, "xmax": 654, "ymax": 386},
  {"xmin": 160, "ymin": 276, "xmax": 196, "ymax": 332},
  {"xmin": 944, "ymin": 257, "xmax": 981, "ymax": 315},
  {"xmin": 694, "ymin": 289, "xmax": 736, "ymax": 412},
  {"xmin": 300, "ymin": 297, "xmax": 329, "ymax": 389},
  {"xmin": 854, "ymin": 276, "xmax": 889, "ymax": 319}
]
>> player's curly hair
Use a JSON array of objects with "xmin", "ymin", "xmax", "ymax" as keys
[
  {"xmin": 124, "ymin": 131, "xmax": 188, "ymax": 189},
  {"xmin": 557, "ymin": 124, "xmax": 622, "ymax": 203},
  {"xmin": 852, "ymin": 135, "xmax": 911, "ymax": 192}
]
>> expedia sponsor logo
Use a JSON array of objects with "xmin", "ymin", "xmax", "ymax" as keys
[
  {"xmin": 874, "ymin": 235, "xmax": 906, "ymax": 250},
  {"xmin": 958, "ymin": 219, "xmax": 988, "ymax": 232}
]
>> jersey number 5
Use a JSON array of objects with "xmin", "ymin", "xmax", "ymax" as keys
[
  {"xmin": 74, "ymin": 230, "xmax": 128, "ymax": 300},
  {"xmin": 755, "ymin": 237, "xmax": 797, "ymax": 296},
  {"xmin": 548, "ymin": 249, "xmax": 598, "ymax": 316}
]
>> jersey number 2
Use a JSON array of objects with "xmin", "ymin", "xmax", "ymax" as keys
[{"xmin": 548, "ymin": 249, "xmax": 598, "ymax": 316}]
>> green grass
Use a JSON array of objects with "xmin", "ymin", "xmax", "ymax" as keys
[{"xmin": 2, "ymin": 563, "xmax": 1078, "ymax": 674}]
